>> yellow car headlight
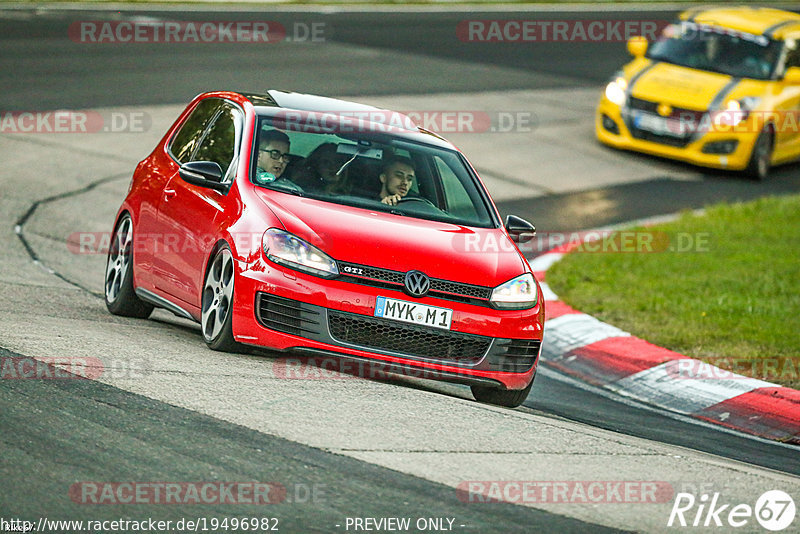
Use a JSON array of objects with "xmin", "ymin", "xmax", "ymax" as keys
[
  {"xmin": 604, "ymin": 76, "xmax": 628, "ymax": 106},
  {"xmin": 715, "ymin": 97, "xmax": 761, "ymax": 128}
]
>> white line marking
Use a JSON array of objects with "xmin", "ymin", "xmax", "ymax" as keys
[
  {"xmin": 538, "ymin": 281, "xmax": 559, "ymax": 302},
  {"xmin": 610, "ymin": 360, "xmax": 775, "ymax": 415},
  {"xmin": 529, "ymin": 252, "xmax": 563, "ymax": 273},
  {"xmin": 536, "ymin": 366, "xmax": 800, "ymax": 452},
  {"xmin": 543, "ymin": 313, "xmax": 630, "ymax": 356}
]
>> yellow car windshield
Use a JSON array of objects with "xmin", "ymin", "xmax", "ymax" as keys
[{"xmin": 647, "ymin": 22, "xmax": 782, "ymax": 80}]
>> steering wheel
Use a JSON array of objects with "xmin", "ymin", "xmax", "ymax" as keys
[{"xmin": 397, "ymin": 196, "xmax": 438, "ymax": 208}]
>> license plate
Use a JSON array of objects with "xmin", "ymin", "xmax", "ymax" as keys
[
  {"xmin": 374, "ymin": 296, "xmax": 452, "ymax": 330},
  {"xmin": 634, "ymin": 112, "xmax": 686, "ymax": 137}
]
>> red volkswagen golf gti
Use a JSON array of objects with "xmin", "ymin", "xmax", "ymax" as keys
[{"xmin": 105, "ymin": 90, "xmax": 544, "ymax": 407}]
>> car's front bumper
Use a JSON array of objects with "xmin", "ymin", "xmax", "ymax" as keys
[
  {"xmin": 231, "ymin": 259, "xmax": 543, "ymax": 391},
  {"xmin": 596, "ymin": 96, "xmax": 761, "ymax": 171}
]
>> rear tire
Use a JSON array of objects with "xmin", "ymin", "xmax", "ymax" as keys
[
  {"xmin": 201, "ymin": 246, "xmax": 241, "ymax": 352},
  {"xmin": 104, "ymin": 214, "xmax": 153, "ymax": 318},
  {"xmin": 745, "ymin": 125, "xmax": 773, "ymax": 181},
  {"xmin": 471, "ymin": 379, "xmax": 534, "ymax": 408}
]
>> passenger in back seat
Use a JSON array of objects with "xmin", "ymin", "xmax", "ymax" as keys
[{"xmin": 292, "ymin": 143, "xmax": 353, "ymax": 195}]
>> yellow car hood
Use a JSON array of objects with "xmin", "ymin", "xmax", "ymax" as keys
[{"xmin": 629, "ymin": 62, "xmax": 736, "ymax": 111}]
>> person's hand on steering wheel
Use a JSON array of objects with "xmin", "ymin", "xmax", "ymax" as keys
[{"xmin": 380, "ymin": 194, "xmax": 403, "ymax": 206}]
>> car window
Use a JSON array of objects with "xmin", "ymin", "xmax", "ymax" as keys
[
  {"xmin": 434, "ymin": 155, "xmax": 480, "ymax": 221},
  {"xmin": 252, "ymin": 116, "xmax": 496, "ymax": 228},
  {"xmin": 647, "ymin": 22, "xmax": 782, "ymax": 80},
  {"xmin": 193, "ymin": 104, "xmax": 242, "ymax": 181},
  {"xmin": 169, "ymin": 98, "xmax": 221, "ymax": 164},
  {"xmin": 783, "ymin": 39, "xmax": 800, "ymax": 73}
]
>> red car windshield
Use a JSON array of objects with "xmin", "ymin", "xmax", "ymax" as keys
[{"xmin": 251, "ymin": 116, "xmax": 497, "ymax": 228}]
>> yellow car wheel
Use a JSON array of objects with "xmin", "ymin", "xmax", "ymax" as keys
[{"xmin": 745, "ymin": 125, "xmax": 774, "ymax": 181}]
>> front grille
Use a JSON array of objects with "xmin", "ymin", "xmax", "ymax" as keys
[
  {"xmin": 626, "ymin": 97, "xmax": 706, "ymax": 148},
  {"xmin": 629, "ymin": 128, "xmax": 693, "ymax": 147},
  {"xmin": 255, "ymin": 293, "xmax": 322, "ymax": 336},
  {"xmin": 487, "ymin": 339, "xmax": 541, "ymax": 372},
  {"xmin": 328, "ymin": 310, "xmax": 491, "ymax": 364},
  {"xmin": 337, "ymin": 261, "xmax": 492, "ymax": 303},
  {"xmin": 341, "ymin": 264, "xmax": 405, "ymax": 285},
  {"xmin": 628, "ymin": 97, "xmax": 705, "ymax": 122},
  {"xmin": 432, "ymin": 279, "xmax": 491, "ymax": 299},
  {"xmin": 628, "ymin": 96, "xmax": 659, "ymax": 113}
]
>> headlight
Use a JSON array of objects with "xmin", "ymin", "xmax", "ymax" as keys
[
  {"xmin": 715, "ymin": 96, "xmax": 761, "ymax": 127},
  {"xmin": 605, "ymin": 76, "xmax": 628, "ymax": 106},
  {"xmin": 730, "ymin": 96, "xmax": 761, "ymax": 111},
  {"xmin": 491, "ymin": 273, "xmax": 538, "ymax": 310},
  {"xmin": 262, "ymin": 228, "xmax": 339, "ymax": 279}
]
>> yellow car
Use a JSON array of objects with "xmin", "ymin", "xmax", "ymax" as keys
[{"xmin": 596, "ymin": 7, "xmax": 800, "ymax": 180}]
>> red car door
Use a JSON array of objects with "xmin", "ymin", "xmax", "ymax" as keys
[
  {"xmin": 136, "ymin": 98, "xmax": 220, "ymax": 291},
  {"xmin": 152, "ymin": 100, "xmax": 244, "ymax": 309}
]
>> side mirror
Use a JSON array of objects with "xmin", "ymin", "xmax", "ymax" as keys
[
  {"xmin": 505, "ymin": 215, "xmax": 536, "ymax": 244},
  {"xmin": 627, "ymin": 36, "xmax": 648, "ymax": 58},
  {"xmin": 179, "ymin": 161, "xmax": 227, "ymax": 192},
  {"xmin": 784, "ymin": 66, "xmax": 800, "ymax": 85}
]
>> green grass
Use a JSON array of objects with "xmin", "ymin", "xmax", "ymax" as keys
[{"xmin": 547, "ymin": 194, "xmax": 800, "ymax": 389}]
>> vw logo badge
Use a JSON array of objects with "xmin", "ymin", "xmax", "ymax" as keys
[{"xmin": 404, "ymin": 270, "xmax": 430, "ymax": 297}]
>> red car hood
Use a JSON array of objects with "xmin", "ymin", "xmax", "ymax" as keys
[{"xmin": 254, "ymin": 189, "xmax": 526, "ymax": 287}]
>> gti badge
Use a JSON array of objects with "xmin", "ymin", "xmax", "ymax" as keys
[{"xmin": 404, "ymin": 270, "xmax": 430, "ymax": 298}]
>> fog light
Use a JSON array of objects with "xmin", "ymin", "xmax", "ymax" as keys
[
  {"xmin": 602, "ymin": 114, "xmax": 620, "ymax": 135},
  {"xmin": 701, "ymin": 140, "xmax": 739, "ymax": 154}
]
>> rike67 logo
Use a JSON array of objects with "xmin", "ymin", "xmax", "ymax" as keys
[{"xmin": 668, "ymin": 490, "xmax": 795, "ymax": 531}]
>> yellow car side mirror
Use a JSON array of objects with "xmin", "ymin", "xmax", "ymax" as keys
[
  {"xmin": 784, "ymin": 66, "xmax": 800, "ymax": 85},
  {"xmin": 627, "ymin": 36, "xmax": 648, "ymax": 58}
]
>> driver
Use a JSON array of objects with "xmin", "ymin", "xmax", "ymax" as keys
[{"xmin": 378, "ymin": 156, "xmax": 415, "ymax": 206}]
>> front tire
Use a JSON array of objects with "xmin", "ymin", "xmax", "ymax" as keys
[
  {"xmin": 201, "ymin": 246, "xmax": 240, "ymax": 352},
  {"xmin": 471, "ymin": 379, "xmax": 534, "ymax": 408},
  {"xmin": 745, "ymin": 125, "xmax": 774, "ymax": 181},
  {"xmin": 104, "ymin": 214, "xmax": 153, "ymax": 318}
]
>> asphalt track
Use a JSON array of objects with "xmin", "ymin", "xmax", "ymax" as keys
[
  {"xmin": 1, "ymin": 346, "xmax": 615, "ymax": 533},
  {"xmin": 2, "ymin": 6, "xmax": 800, "ymax": 533}
]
